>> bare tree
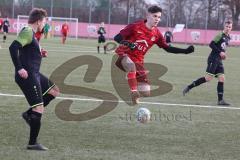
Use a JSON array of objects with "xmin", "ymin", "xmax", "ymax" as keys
[
  {"xmin": 0, "ymin": 0, "xmax": 14, "ymax": 17},
  {"xmin": 15, "ymin": 0, "xmax": 32, "ymax": 16},
  {"xmin": 0, "ymin": 0, "xmax": 238, "ymax": 29},
  {"xmin": 223, "ymin": 0, "xmax": 240, "ymax": 29}
]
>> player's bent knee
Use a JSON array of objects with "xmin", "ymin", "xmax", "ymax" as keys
[
  {"xmin": 32, "ymin": 105, "xmax": 44, "ymax": 113},
  {"xmin": 218, "ymin": 75, "xmax": 225, "ymax": 82},
  {"xmin": 122, "ymin": 62, "xmax": 136, "ymax": 72},
  {"xmin": 121, "ymin": 56, "xmax": 136, "ymax": 72},
  {"xmin": 48, "ymin": 85, "xmax": 60, "ymax": 97},
  {"xmin": 205, "ymin": 75, "xmax": 213, "ymax": 82}
]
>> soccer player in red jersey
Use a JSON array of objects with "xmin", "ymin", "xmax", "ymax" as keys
[
  {"xmin": 35, "ymin": 29, "xmax": 43, "ymax": 41},
  {"xmin": 34, "ymin": 29, "xmax": 48, "ymax": 57},
  {"xmin": 61, "ymin": 22, "xmax": 69, "ymax": 44},
  {"xmin": 114, "ymin": 5, "xmax": 194, "ymax": 105}
]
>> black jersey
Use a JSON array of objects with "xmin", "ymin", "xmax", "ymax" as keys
[
  {"xmin": 164, "ymin": 31, "xmax": 173, "ymax": 43},
  {"xmin": 16, "ymin": 27, "xmax": 42, "ymax": 73},
  {"xmin": 97, "ymin": 27, "xmax": 106, "ymax": 36},
  {"xmin": 3, "ymin": 19, "xmax": 10, "ymax": 28},
  {"xmin": 208, "ymin": 32, "xmax": 231, "ymax": 61}
]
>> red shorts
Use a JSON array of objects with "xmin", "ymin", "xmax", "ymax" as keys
[
  {"xmin": 115, "ymin": 55, "xmax": 149, "ymax": 84},
  {"xmin": 62, "ymin": 32, "xmax": 68, "ymax": 37}
]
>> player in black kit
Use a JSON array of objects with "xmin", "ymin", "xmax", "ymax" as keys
[
  {"xmin": 3, "ymin": 17, "xmax": 10, "ymax": 42},
  {"xmin": 183, "ymin": 20, "xmax": 233, "ymax": 106},
  {"xmin": 9, "ymin": 8, "xmax": 60, "ymax": 151},
  {"xmin": 164, "ymin": 30, "xmax": 173, "ymax": 44},
  {"xmin": 97, "ymin": 22, "xmax": 107, "ymax": 54}
]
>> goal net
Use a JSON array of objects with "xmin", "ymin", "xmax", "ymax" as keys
[{"xmin": 17, "ymin": 15, "xmax": 78, "ymax": 39}]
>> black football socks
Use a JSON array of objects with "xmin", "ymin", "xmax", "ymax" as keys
[
  {"xmin": 217, "ymin": 82, "xmax": 224, "ymax": 101},
  {"xmin": 28, "ymin": 111, "xmax": 42, "ymax": 145},
  {"xmin": 43, "ymin": 94, "xmax": 55, "ymax": 107},
  {"xmin": 188, "ymin": 77, "xmax": 206, "ymax": 89}
]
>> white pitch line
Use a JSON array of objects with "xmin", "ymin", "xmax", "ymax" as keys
[
  {"xmin": 0, "ymin": 92, "xmax": 239, "ymax": 110},
  {"xmin": 1, "ymin": 44, "xmax": 239, "ymax": 61},
  {"xmin": 46, "ymin": 49, "xmax": 97, "ymax": 53},
  {"xmin": 1, "ymin": 46, "xmax": 239, "ymax": 61}
]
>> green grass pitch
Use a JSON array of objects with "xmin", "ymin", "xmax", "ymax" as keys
[{"xmin": 0, "ymin": 35, "xmax": 240, "ymax": 160}]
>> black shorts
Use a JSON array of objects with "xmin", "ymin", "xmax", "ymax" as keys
[
  {"xmin": 3, "ymin": 26, "xmax": 8, "ymax": 33},
  {"xmin": 15, "ymin": 72, "xmax": 55, "ymax": 107},
  {"xmin": 98, "ymin": 35, "xmax": 106, "ymax": 43},
  {"xmin": 0, "ymin": 25, "xmax": 2, "ymax": 31},
  {"xmin": 206, "ymin": 60, "xmax": 224, "ymax": 77},
  {"xmin": 166, "ymin": 37, "xmax": 171, "ymax": 43}
]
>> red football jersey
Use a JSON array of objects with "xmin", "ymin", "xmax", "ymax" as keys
[
  {"xmin": 61, "ymin": 23, "xmax": 69, "ymax": 33},
  {"xmin": 35, "ymin": 30, "xmax": 43, "ymax": 41},
  {"xmin": 115, "ymin": 20, "xmax": 169, "ymax": 63}
]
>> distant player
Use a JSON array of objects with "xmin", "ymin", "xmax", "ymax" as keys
[
  {"xmin": 164, "ymin": 30, "xmax": 173, "ymax": 44},
  {"xmin": 3, "ymin": 17, "xmax": 10, "ymax": 42},
  {"xmin": 61, "ymin": 22, "xmax": 69, "ymax": 44},
  {"xmin": 9, "ymin": 8, "xmax": 59, "ymax": 150},
  {"xmin": 183, "ymin": 20, "xmax": 233, "ymax": 106},
  {"xmin": 35, "ymin": 28, "xmax": 44, "ymax": 41},
  {"xmin": 43, "ymin": 21, "xmax": 50, "ymax": 39},
  {"xmin": 35, "ymin": 29, "xmax": 48, "ymax": 57},
  {"xmin": 114, "ymin": 5, "xmax": 194, "ymax": 105},
  {"xmin": 97, "ymin": 22, "xmax": 107, "ymax": 54}
]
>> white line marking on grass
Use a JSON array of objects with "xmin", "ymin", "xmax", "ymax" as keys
[
  {"xmin": 42, "ymin": 44, "xmax": 96, "ymax": 49},
  {"xmin": 0, "ymin": 47, "xmax": 105, "ymax": 54},
  {"xmin": 1, "ymin": 45, "xmax": 239, "ymax": 61},
  {"xmin": 47, "ymin": 49, "xmax": 97, "ymax": 53},
  {"xmin": 0, "ymin": 92, "xmax": 239, "ymax": 110}
]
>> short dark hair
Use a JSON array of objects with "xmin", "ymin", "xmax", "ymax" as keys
[
  {"xmin": 225, "ymin": 20, "xmax": 233, "ymax": 25},
  {"xmin": 28, "ymin": 8, "xmax": 47, "ymax": 24},
  {"xmin": 148, "ymin": 5, "xmax": 162, "ymax": 13}
]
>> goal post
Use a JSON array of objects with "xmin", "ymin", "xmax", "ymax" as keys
[{"xmin": 17, "ymin": 15, "xmax": 79, "ymax": 39}]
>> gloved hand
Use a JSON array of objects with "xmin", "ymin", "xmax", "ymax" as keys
[
  {"xmin": 185, "ymin": 45, "xmax": 194, "ymax": 54},
  {"xmin": 120, "ymin": 40, "xmax": 137, "ymax": 50}
]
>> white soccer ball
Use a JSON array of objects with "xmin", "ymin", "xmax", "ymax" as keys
[{"xmin": 136, "ymin": 107, "xmax": 151, "ymax": 123}]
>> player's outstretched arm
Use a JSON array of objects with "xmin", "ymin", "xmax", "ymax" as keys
[
  {"xmin": 163, "ymin": 45, "xmax": 194, "ymax": 54},
  {"xmin": 114, "ymin": 33, "xmax": 136, "ymax": 50},
  {"xmin": 9, "ymin": 40, "xmax": 23, "ymax": 71},
  {"xmin": 114, "ymin": 33, "xmax": 123, "ymax": 44}
]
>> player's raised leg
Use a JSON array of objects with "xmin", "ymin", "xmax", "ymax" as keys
[
  {"xmin": 183, "ymin": 75, "xmax": 209, "ymax": 96},
  {"xmin": 116, "ymin": 55, "xmax": 140, "ymax": 105},
  {"xmin": 183, "ymin": 59, "xmax": 218, "ymax": 96},
  {"xmin": 40, "ymin": 73, "xmax": 60, "ymax": 107}
]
